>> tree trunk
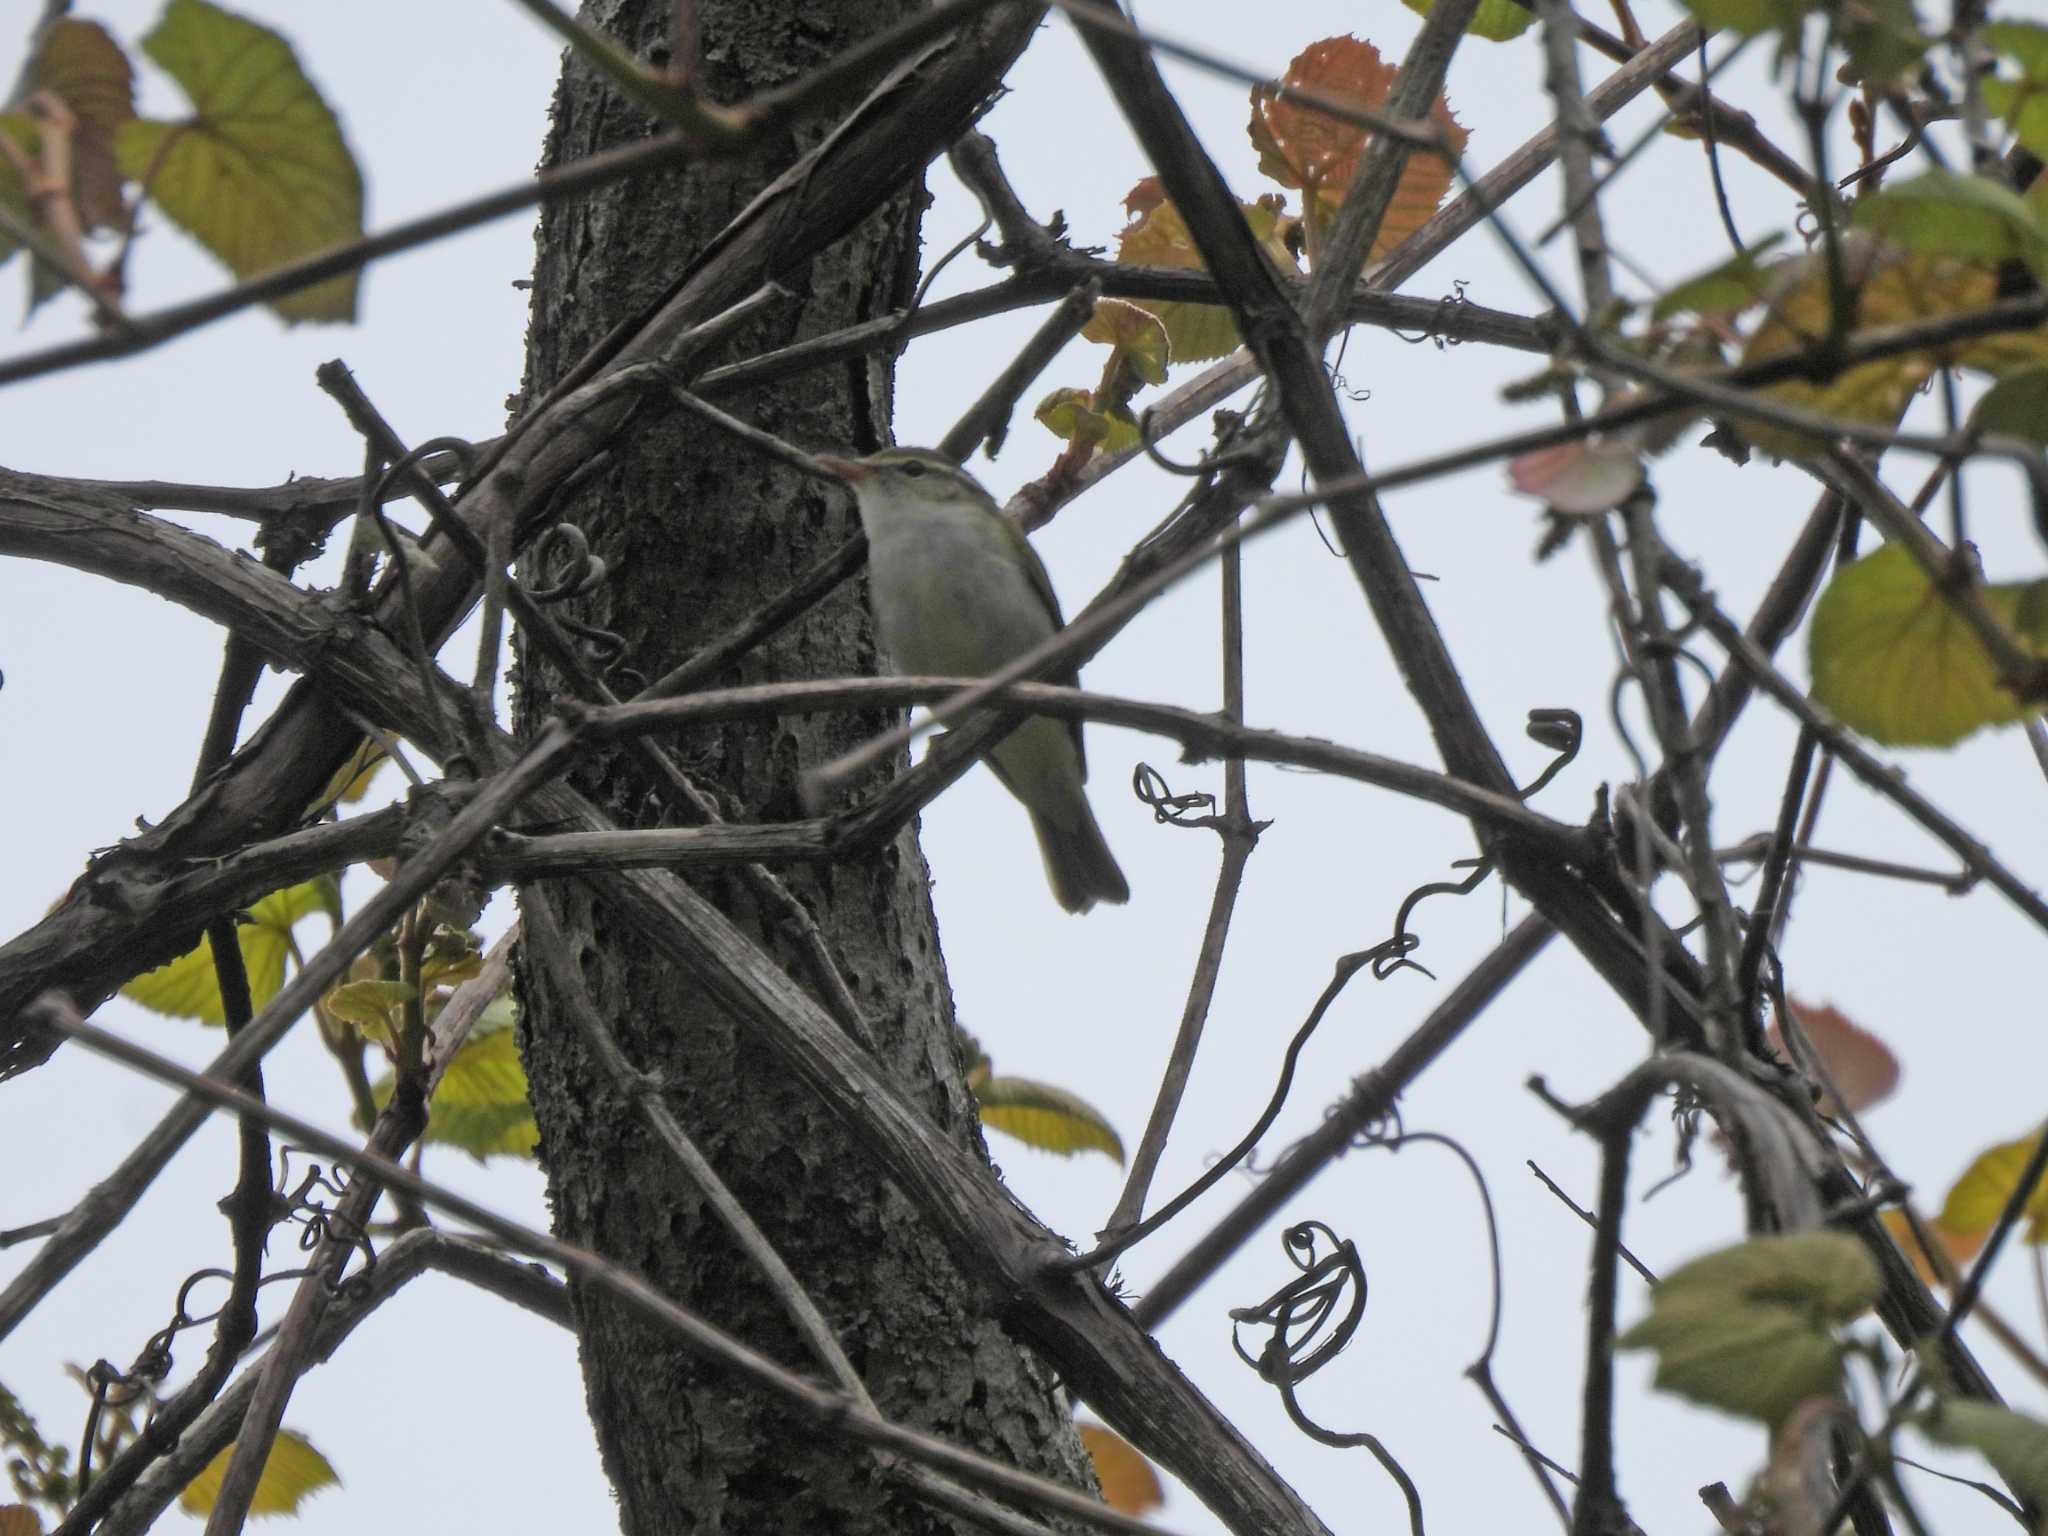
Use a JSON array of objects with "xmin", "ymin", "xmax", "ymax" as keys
[{"xmin": 511, "ymin": 4, "xmax": 1095, "ymax": 1531}]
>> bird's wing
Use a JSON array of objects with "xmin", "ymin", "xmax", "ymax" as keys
[{"xmin": 1000, "ymin": 512, "xmax": 1088, "ymax": 777}]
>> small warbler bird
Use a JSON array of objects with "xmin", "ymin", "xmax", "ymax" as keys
[{"xmin": 818, "ymin": 446, "xmax": 1129, "ymax": 914}]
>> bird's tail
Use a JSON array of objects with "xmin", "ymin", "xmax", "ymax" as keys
[{"xmin": 1031, "ymin": 800, "xmax": 1130, "ymax": 915}]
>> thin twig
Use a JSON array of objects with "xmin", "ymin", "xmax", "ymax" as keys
[
  {"xmin": 1526, "ymin": 1161, "xmax": 1656, "ymax": 1283},
  {"xmin": 1099, "ymin": 528, "xmax": 1263, "ymax": 1241}
]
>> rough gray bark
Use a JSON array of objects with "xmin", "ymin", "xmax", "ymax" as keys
[{"xmin": 511, "ymin": 4, "xmax": 1098, "ymax": 1532}]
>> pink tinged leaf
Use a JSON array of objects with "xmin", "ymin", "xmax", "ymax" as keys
[{"xmin": 1506, "ymin": 438, "xmax": 1644, "ymax": 514}]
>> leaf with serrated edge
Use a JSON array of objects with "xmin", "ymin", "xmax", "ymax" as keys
[
  {"xmin": 975, "ymin": 1075, "xmax": 1123, "ymax": 1162},
  {"xmin": 1808, "ymin": 541, "xmax": 2048, "ymax": 747},
  {"xmin": 115, "ymin": 0, "xmax": 363, "ymax": 322},
  {"xmin": 1247, "ymin": 35, "xmax": 1466, "ymax": 264},
  {"xmin": 121, "ymin": 878, "xmax": 330, "ymax": 1024},
  {"xmin": 177, "ymin": 1429, "xmax": 338, "ymax": 1517},
  {"xmin": 1115, "ymin": 183, "xmax": 1299, "ymax": 364}
]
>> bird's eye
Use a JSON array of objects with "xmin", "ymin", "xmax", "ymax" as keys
[{"xmin": 899, "ymin": 461, "xmax": 929, "ymax": 478}]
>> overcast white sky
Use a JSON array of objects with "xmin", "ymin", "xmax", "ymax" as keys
[{"xmin": 3, "ymin": 3, "xmax": 2046, "ymax": 1534}]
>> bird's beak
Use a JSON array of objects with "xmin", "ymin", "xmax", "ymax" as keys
[{"xmin": 814, "ymin": 453, "xmax": 868, "ymax": 484}]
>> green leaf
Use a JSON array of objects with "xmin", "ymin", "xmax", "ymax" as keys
[
  {"xmin": 1937, "ymin": 1131, "xmax": 2048, "ymax": 1241},
  {"xmin": 373, "ymin": 997, "xmax": 536, "ymax": 1160},
  {"xmin": 1619, "ymin": 1233, "xmax": 1879, "ymax": 1426},
  {"xmin": 1852, "ymin": 170, "xmax": 2048, "ymax": 280},
  {"xmin": 1399, "ymin": 0, "xmax": 1536, "ymax": 40},
  {"xmin": 974, "ymin": 1075, "xmax": 1124, "ymax": 1162},
  {"xmin": 1651, "ymin": 233, "xmax": 1787, "ymax": 319},
  {"xmin": 115, "ymin": 0, "xmax": 363, "ymax": 322},
  {"xmin": 1920, "ymin": 1400, "xmax": 2048, "ymax": 1507},
  {"xmin": 1984, "ymin": 23, "xmax": 2048, "ymax": 161},
  {"xmin": 1649, "ymin": 1231, "xmax": 1882, "ymax": 1319},
  {"xmin": 1970, "ymin": 363, "xmax": 2048, "ymax": 448},
  {"xmin": 1680, "ymin": 0, "xmax": 1925, "ymax": 81},
  {"xmin": 121, "ymin": 879, "xmax": 331, "ymax": 1023},
  {"xmin": 1808, "ymin": 541, "xmax": 2048, "ymax": 747},
  {"xmin": 1622, "ymin": 1293, "xmax": 1848, "ymax": 1425},
  {"xmin": 178, "ymin": 1429, "xmax": 338, "ymax": 1518}
]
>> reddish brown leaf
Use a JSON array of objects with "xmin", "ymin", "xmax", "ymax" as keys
[
  {"xmin": 1247, "ymin": 35, "xmax": 1467, "ymax": 263},
  {"xmin": 28, "ymin": 20, "xmax": 135, "ymax": 232},
  {"xmin": 1770, "ymin": 998, "xmax": 1900, "ymax": 1116}
]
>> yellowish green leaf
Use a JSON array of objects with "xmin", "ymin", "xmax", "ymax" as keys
[
  {"xmin": 1938, "ymin": 1131, "xmax": 2048, "ymax": 1241},
  {"xmin": 310, "ymin": 739, "xmax": 386, "ymax": 813},
  {"xmin": 975, "ymin": 1075, "xmax": 1123, "ymax": 1162},
  {"xmin": 1808, "ymin": 541, "xmax": 2048, "ymax": 747},
  {"xmin": 1078, "ymin": 1423, "xmax": 1164, "ymax": 1515},
  {"xmin": 374, "ymin": 999, "xmax": 535, "ymax": 1160},
  {"xmin": 178, "ymin": 1429, "xmax": 337, "ymax": 1518},
  {"xmin": 1114, "ymin": 181, "xmax": 1300, "ymax": 364},
  {"xmin": 1081, "ymin": 298, "xmax": 1170, "ymax": 385},
  {"xmin": 1034, "ymin": 387, "xmax": 1138, "ymax": 455},
  {"xmin": 1921, "ymin": 1400, "xmax": 2048, "ymax": 1507},
  {"xmin": 322, "ymin": 978, "xmax": 415, "ymax": 1043},
  {"xmin": 116, "ymin": 0, "xmax": 364, "ymax": 322},
  {"xmin": 121, "ymin": 879, "xmax": 331, "ymax": 1023},
  {"xmin": 1739, "ymin": 245, "xmax": 2048, "ymax": 458},
  {"xmin": 1398, "ymin": 0, "xmax": 1537, "ymax": 41}
]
